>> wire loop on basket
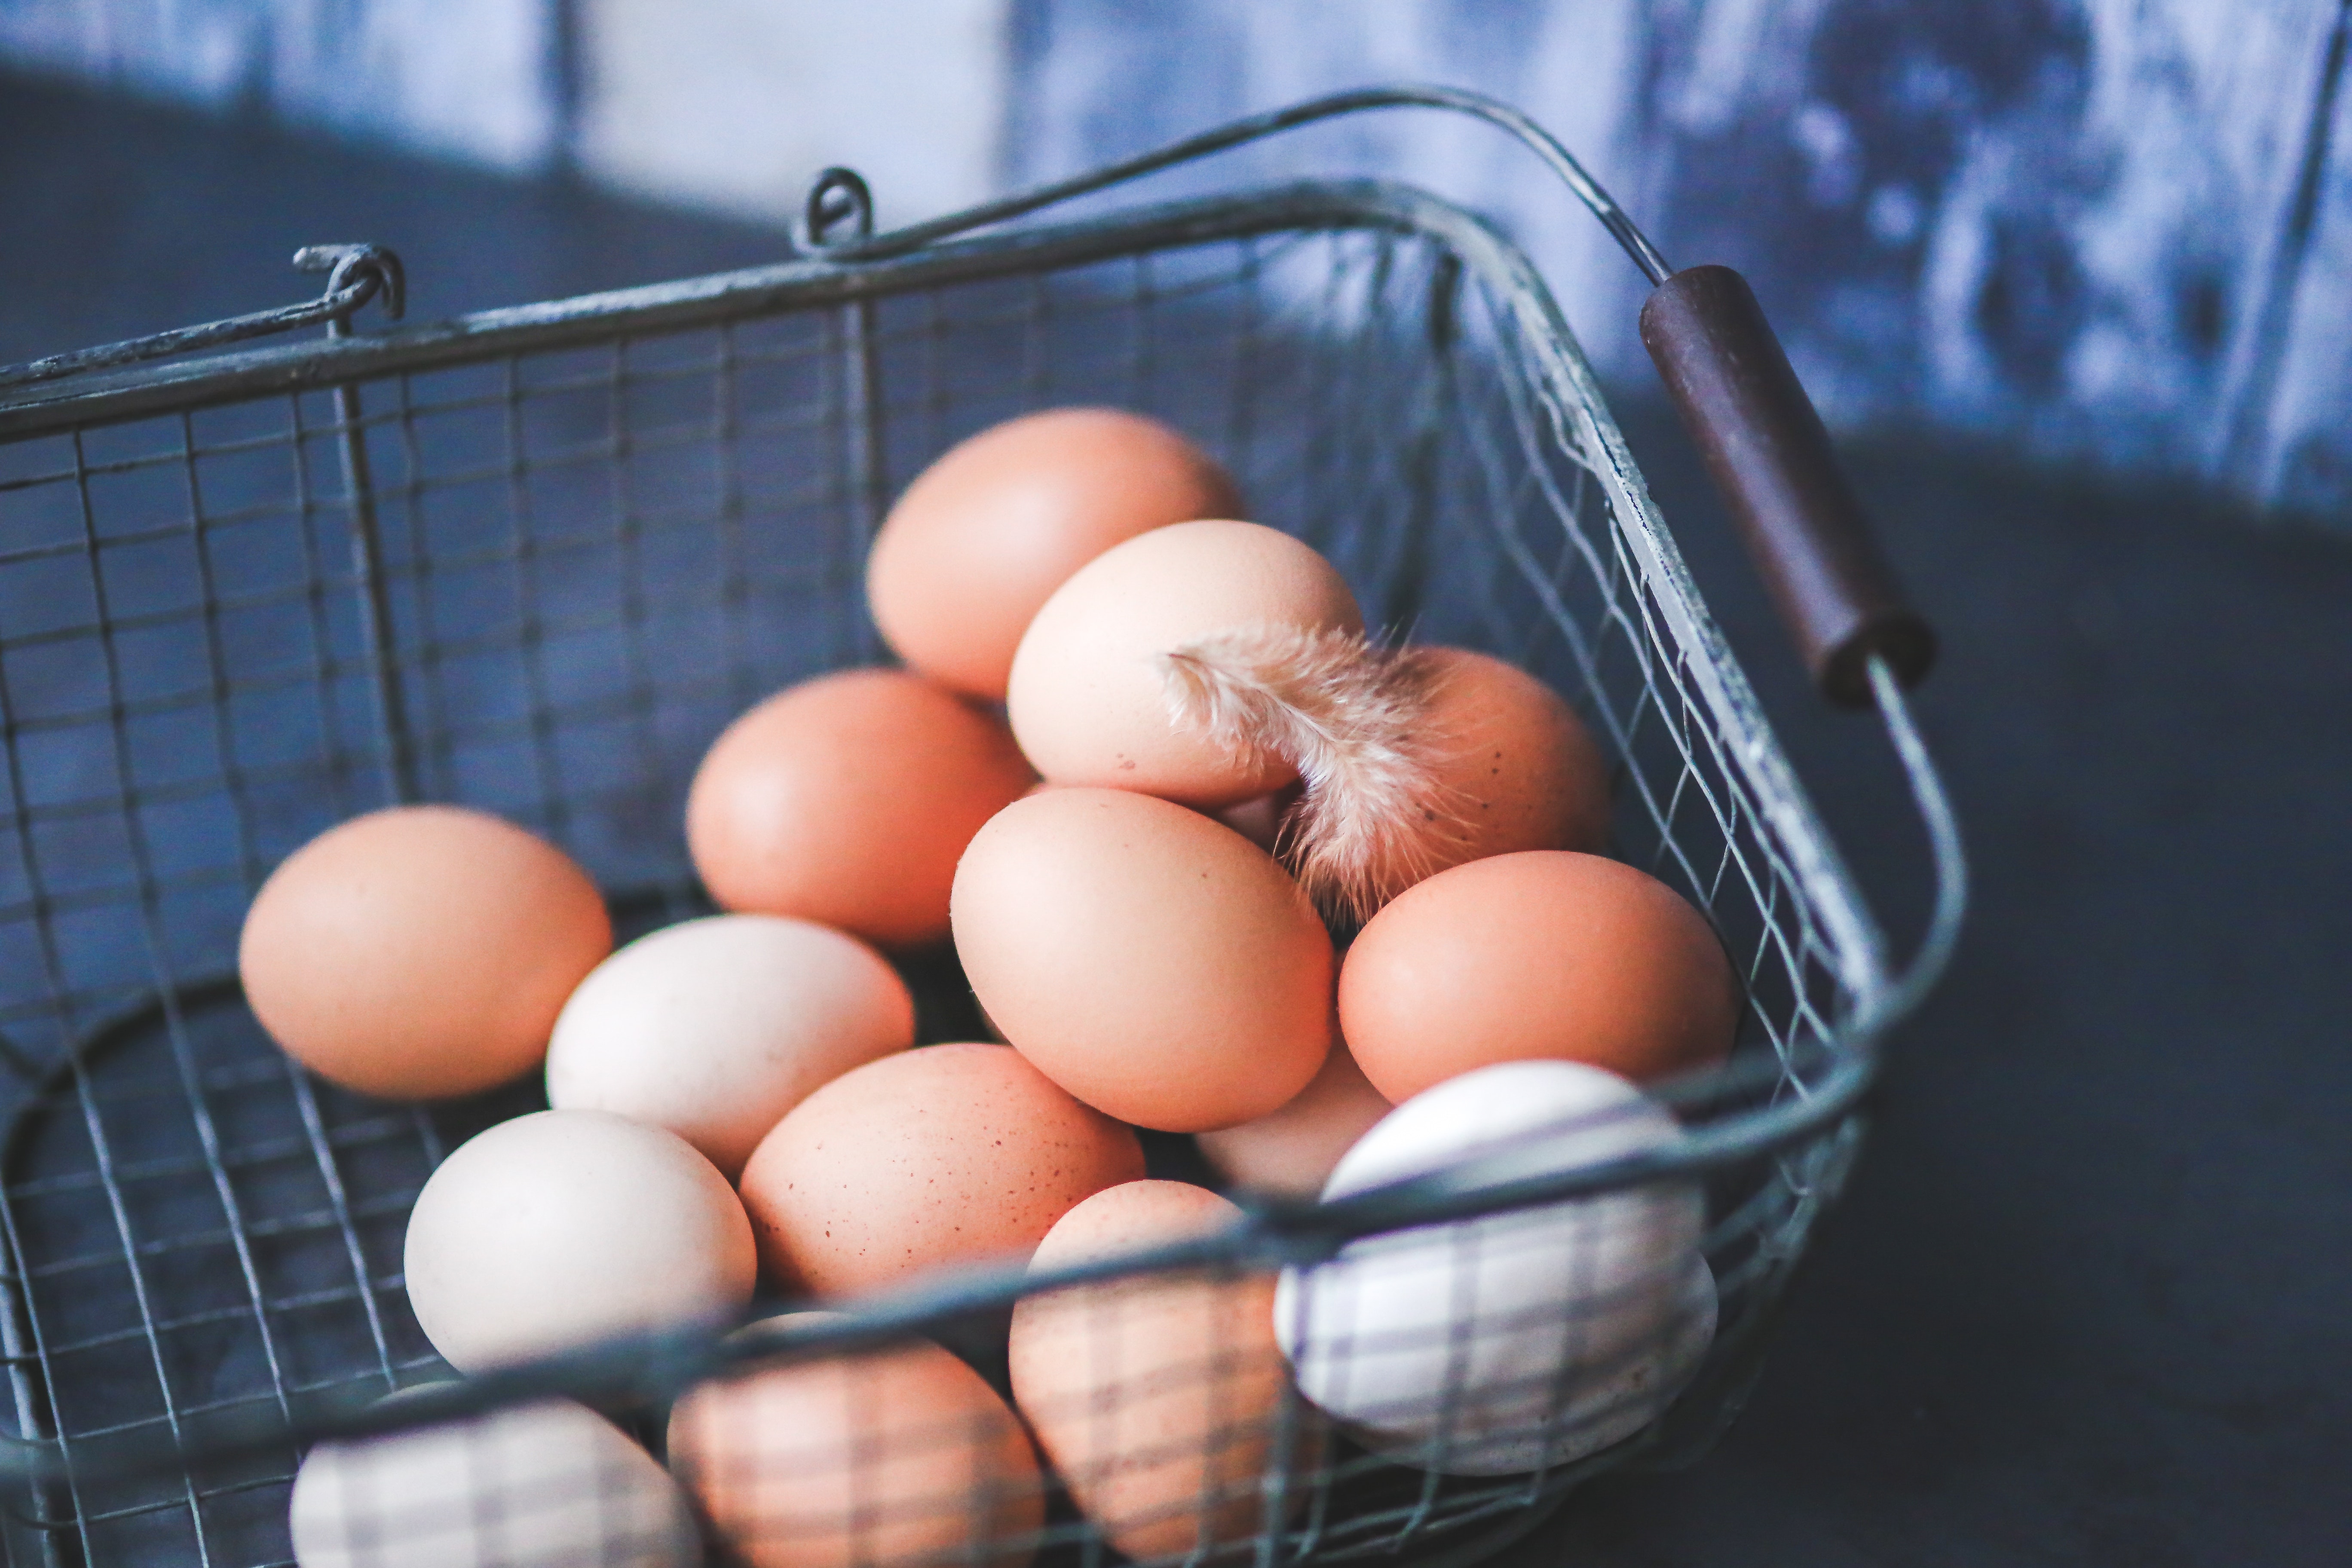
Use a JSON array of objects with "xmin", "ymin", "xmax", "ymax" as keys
[{"xmin": 801, "ymin": 168, "xmax": 878, "ymax": 253}]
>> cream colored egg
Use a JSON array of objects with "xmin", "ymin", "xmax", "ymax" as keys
[
  {"xmin": 546, "ymin": 915, "xmax": 914, "ymax": 1179},
  {"xmin": 289, "ymin": 1396, "xmax": 697, "ymax": 1568},
  {"xmin": 404, "ymin": 1110, "xmax": 756, "ymax": 1373},
  {"xmin": 1195, "ymin": 1038, "xmax": 1389, "ymax": 1198},
  {"xmin": 1274, "ymin": 1062, "xmax": 1715, "ymax": 1475},
  {"xmin": 1006, "ymin": 521, "xmax": 1362, "ymax": 808}
]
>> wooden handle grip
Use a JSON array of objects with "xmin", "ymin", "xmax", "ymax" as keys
[{"xmin": 1639, "ymin": 264, "xmax": 1936, "ymax": 707}]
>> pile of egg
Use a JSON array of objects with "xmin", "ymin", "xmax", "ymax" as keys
[{"xmin": 255, "ymin": 409, "xmax": 1736, "ymax": 1568}]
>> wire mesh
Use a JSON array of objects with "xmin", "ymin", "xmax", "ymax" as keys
[{"xmin": 0, "ymin": 200, "xmax": 1880, "ymax": 1568}]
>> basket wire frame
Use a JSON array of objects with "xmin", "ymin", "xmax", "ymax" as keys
[{"xmin": 0, "ymin": 179, "xmax": 1926, "ymax": 1568}]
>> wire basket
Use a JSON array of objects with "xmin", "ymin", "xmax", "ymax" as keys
[{"xmin": 0, "ymin": 89, "xmax": 1961, "ymax": 1568}]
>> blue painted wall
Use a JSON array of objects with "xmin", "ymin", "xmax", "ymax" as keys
[{"xmin": 6, "ymin": 0, "xmax": 2350, "ymax": 523}]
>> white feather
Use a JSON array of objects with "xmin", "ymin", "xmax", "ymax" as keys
[{"xmin": 1161, "ymin": 626, "xmax": 1466, "ymax": 923}]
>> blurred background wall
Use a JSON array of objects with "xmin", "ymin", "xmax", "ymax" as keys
[{"xmin": 4, "ymin": 0, "xmax": 2348, "ymax": 526}]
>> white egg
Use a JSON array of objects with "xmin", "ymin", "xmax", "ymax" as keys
[
  {"xmin": 546, "ymin": 914, "xmax": 914, "ymax": 1178},
  {"xmin": 404, "ymin": 1110, "xmax": 756, "ymax": 1374},
  {"xmin": 289, "ymin": 1395, "xmax": 698, "ymax": 1568},
  {"xmin": 1273, "ymin": 1060, "xmax": 1715, "ymax": 1475}
]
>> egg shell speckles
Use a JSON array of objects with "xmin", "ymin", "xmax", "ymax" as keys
[
  {"xmin": 1387, "ymin": 649, "xmax": 1611, "ymax": 890},
  {"xmin": 736, "ymin": 1044, "xmax": 1145, "ymax": 1298}
]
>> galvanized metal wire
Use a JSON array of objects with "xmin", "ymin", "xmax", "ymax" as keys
[{"xmin": 0, "ymin": 113, "xmax": 1959, "ymax": 1568}]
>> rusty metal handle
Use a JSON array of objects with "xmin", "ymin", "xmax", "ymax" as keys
[{"xmin": 1640, "ymin": 264, "xmax": 1936, "ymax": 707}]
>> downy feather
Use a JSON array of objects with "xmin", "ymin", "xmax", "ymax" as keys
[{"xmin": 1161, "ymin": 625, "xmax": 1467, "ymax": 923}]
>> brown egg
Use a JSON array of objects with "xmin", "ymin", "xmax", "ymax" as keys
[
  {"xmin": 866, "ymin": 409, "xmax": 1242, "ymax": 701},
  {"xmin": 1378, "ymin": 649, "xmax": 1611, "ymax": 898},
  {"xmin": 239, "ymin": 805, "xmax": 610, "ymax": 1100},
  {"xmin": 1340, "ymin": 851, "xmax": 1737, "ymax": 1102},
  {"xmin": 951, "ymin": 788, "xmax": 1333, "ymax": 1132},
  {"xmin": 738, "ymin": 1044, "xmax": 1143, "ymax": 1297},
  {"xmin": 1006, "ymin": 521, "xmax": 1362, "ymax": 808},
  {"xmin": 1009, "ymin": 1182, "xmax": 1315, "ymax": 1562},
  {"xmin": 686, "ymin": 669, "xmax": 1035, "ymax": 949},
  {"xmin": 671, "ymin": 1316, "xmax": 1044, "ymax": 1568},
  {"xmin": 1194, "ymin": 1035, "xmax": 1390, "ymax": 1198}
]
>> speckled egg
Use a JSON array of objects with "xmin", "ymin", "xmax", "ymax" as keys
[
  {"xmin": 736, "ymin": 1044, "xmax": 1144, "ymax": 1297},
  {"xmin": 1368, "ymin": 649, "xmax": 1611, "ymax": 903}
]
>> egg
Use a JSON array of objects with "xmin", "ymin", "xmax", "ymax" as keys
[
  {"xmin": 866, "ymin": 409, "xmax": 1242, "ymax": 701},
  {"xmin": 239, "ymin": 805, "xmax": 610, "ymax": 1099},
  {"xmin": 670, "ymin": 1314, "xmax": 1044, "ymax": 1568},
  {"xmin": 404, "ymin": 1110, "xmax": 756, "ymax": 1372},
  {"xmin": 951, "ymin": 788, "xmax": 1332, "ymax": 1132},
  {"xmin": 1340, "ymin": 851, "xmax": 1736, "ymax": 1102},
  {"xmin": 291, "ymin": 1396, "xmax": 697, "ymax": 1568},
  {"xmin": 291, "ymin": 1395, "xmax": 694, "ymax": 1568},
  {"xmin": 1274, "ymin": 1061, "xmax": 1716, "ymax": 1475},
  {"xmin": 687, "ymin": 668, "xmax": 1035, "ymax": 949},
  {"xmin": 738, "ymin": 1043, "xmax": 1143, "ymax": 1297},
  {"xmin": 1009, "ymin": 1182, "xmax": 1314, "ymax": 1561},
  {"xmin": 1194, "ymin": 1036, "xmax": 1390, "ymax": 1198},
  {"xmin": 1006, "ymin": 521, "xmax": 1362, "ymax": 808},
  {"xmin": 1369, "ymin": 649, "xmax": 1611, "ymax": 902},
  {"xmin": 545, "ymin": 914, "xmax": 913, "ymax": 1179}
]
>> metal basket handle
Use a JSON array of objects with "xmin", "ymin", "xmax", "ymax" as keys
[{"xmin": 1640, "ymin": 267, "xmax": 1936, "ymax": 705}]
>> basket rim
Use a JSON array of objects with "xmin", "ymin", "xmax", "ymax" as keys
[{"xmin": 0, "ymin": 172, "xmax": 1912, "ymax": 1510}]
